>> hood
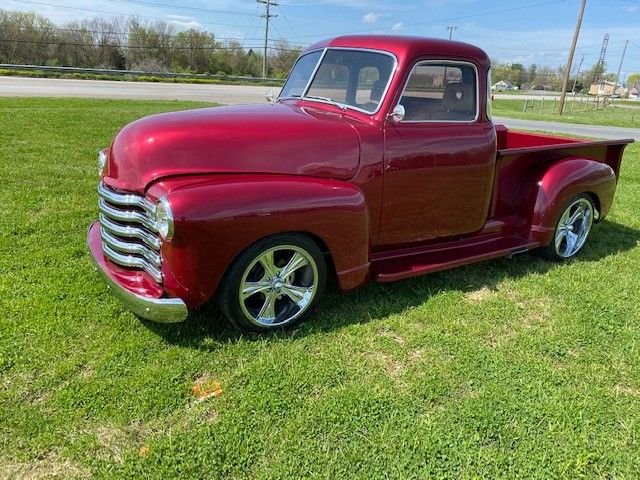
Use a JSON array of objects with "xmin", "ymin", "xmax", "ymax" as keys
[{"xmin": 105, "ymin": 103, "xmax": 361, "ymax": 192}]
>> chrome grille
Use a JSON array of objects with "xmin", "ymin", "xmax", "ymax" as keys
[{"xmin": 98, "ymin": 182, "xmax": 162, "ymax": 282}]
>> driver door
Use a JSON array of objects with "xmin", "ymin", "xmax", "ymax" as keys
[{"xmin": 379, "ymin": 61, "xmax": 496, "ymax": 247}]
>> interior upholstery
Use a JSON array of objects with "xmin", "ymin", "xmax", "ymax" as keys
[{"xmin": 438, "ymin": 82, "xmax": 476, "ymax": 120}]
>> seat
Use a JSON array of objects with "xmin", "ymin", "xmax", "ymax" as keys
[
  {"xmin": 434, "ymin": 82, "xmax": 476, "ymax": 121},
  {"xmin": 361, "ymin": 79, "xmax": 384, "ymax": 112}
]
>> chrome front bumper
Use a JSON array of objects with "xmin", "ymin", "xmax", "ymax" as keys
[{"xmin": 88, "ymin": 222, "xmax": 188, "ymax": 323}]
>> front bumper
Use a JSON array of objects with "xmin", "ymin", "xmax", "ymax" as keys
[{"xmin": 87, "ymin": 222, "xmax": 188, "ymax": 323}]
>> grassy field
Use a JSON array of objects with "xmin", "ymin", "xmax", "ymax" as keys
[
  {"xmin": 493, "ymin": 98, "xmax": 640, "ymax": 128},
  {"xmin": 2, "ymin": 97, "xmax": 640, "ymax": 479},
  {"xmin": 0, "ymin": 69, "xmax": 285, "ymax": 87}
]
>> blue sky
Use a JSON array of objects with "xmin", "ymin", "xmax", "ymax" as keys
[{"xmin": 2, "ymin": 0, "xmax": 639, "ymax": 80}]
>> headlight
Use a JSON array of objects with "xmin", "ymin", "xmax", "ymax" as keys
[
  {"xmin": 98, "ymin": 149, "xmax": 109, "ymax": 177},
  {"xmin": 156, "ymin": 197, "xmax": 174, "ymax": 240}
]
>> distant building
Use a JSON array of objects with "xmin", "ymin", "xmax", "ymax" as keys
[
  {"xmin": 588, "ymin": 81, "xmax": 625, "ymax": 97},
  {"xmin": 629, "ymin": 85, "xmax": 640, "ymax": 100},
  {"xmin": 492, "ymin": 80, "xmax": 516, "ymax": 91}
]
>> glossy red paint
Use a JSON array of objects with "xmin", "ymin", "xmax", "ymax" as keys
[
  {"xmin": 90, "ymin": 35, "xmax": 634, "ymax": 318},
  {"xmin": 146, "ymin": 174, "xmax": 370, "ymax": 307},
  {"xmin": 106, "ymin": 103, "xmax": 363, "ymax": 193}
]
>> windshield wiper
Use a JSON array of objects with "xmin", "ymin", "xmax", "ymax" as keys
[{"xmin": 303, "ymin": 95, "xmax": 348, "ymax": 111}]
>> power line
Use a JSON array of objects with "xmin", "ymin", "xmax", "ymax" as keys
[
  {"xmin": 276, "ymin": 5, "xmax": 300, "ymax": 40},
  {"xmin": 0, "ymin": 37, "xmax": 301, "ymax": 52},
  {"xmin": 8, "ymin": 25, "xmax": 278, "ymax": 44},
  {"xmin": 288, "ymin": 0, "xmax": 568, "ymax": 39},
  {"xmin": 102, "ymin": 0, "xmax": 257, "ymax": 17},
  {"xmin": 6, "ymin": 0, "xmax": 253, "ymax": 29}
]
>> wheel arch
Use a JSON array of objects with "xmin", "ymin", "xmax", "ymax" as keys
[
  {"xmin": 218, "ymin": 230, "xmax": 339, "ymax": 294},
  {"xmin": 155, "ymin": 174, "xmax": 371, "ymax": 307},
  {"xmin": 524, "ymin": 158, "xmax": 616, "ymax": 246},
  {"xmin": 584, "ymin": 191, "xmax": 602, "ymax": 221}
]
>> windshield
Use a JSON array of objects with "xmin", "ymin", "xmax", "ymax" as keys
[{"xmin": 280, "ymin": 48, "xmax": 395, "ymax": 113}]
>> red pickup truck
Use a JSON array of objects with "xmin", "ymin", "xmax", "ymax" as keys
[{"xmin": 88, "ymin": 35, "xmax": 633, "ymax": 332}]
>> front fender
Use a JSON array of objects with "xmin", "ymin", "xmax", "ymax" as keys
[
  {"xmin": 148, "ymin": 175, "xmax": 370, "ymax": 307},
  {"xmin": 524, "ymin": 158, "xmax": 616, "ymax": 245}
]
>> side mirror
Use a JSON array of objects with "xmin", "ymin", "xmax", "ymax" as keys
[
  {"xmin": 266, "ymin": 89, "xmax": 276, "ymax": 104},
  {"xmin": 387, "ymin": 104, "xmax": 405, "ymax": 123}
]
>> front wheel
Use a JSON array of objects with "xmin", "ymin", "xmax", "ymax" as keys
[
  {"xmin": 538, "ymin": 194, "xmax": 595, "ymax": 261},
  {"xmin": 218, "ymin": 234, "xmax": 326, "ymax": 333}
]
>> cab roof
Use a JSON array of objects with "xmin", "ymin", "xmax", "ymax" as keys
[{"xmin": 304, "ymin": 35, "xmax": 490, "ymax": 67}]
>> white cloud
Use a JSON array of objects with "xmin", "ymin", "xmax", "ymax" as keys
[
  {"xmin": 168, "ymin": 20, "xmax": 204, "ymax": 30},
  {"xmin": 166, "ymin": 14, "xmax": 195, "ymax": 21},
  {"xmin": 362, "ymin": 12, "xmax": 381, "ymax": 24},
  {"xmin": 391, "ymin": 22, "xmax": 403, "ymax": 31}
]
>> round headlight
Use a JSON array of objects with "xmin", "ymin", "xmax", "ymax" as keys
[
  {"xmin": 98, "ymin": 150, "xmax": 108, "ymax": 177},
  {"xmin": 156, "ymin": 197, "xmax": 174, "ymax": 240}
]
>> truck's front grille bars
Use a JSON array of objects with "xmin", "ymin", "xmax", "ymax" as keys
[{"xmin": 98, "ymin": 182, "xmax": 162, "ymax": 283}]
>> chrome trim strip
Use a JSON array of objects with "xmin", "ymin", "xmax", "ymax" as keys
[
  {"xmin": 394, "ymin": 59, "xmax": 481, "ymax": 124},
  {"xmin": 102, "ymin": 242, "xmax": 163, "ymax": 283},
  {"xmin": 99, "ymin": 213, "xmax": 161, "ymax": 250},
  {"xmin": 278, "ymin": 48, "xmax": 325, "ymax": 102},
  {"xmin": 98, "ymin": 182, "xmax": 156, "ymax": 216},
  {"xmin": 302, "ymin": 47, "xmax": 399, "ymax": 116},
  {"xmin": 100, "ymin": 228, "xmax": 161, "ymax": 267},
  {"xmin": 301, "ymin": 47, "xmax": 327, "ymax": 99},
  {"xmin": 88, "ymin": 231, "xmax": 187, "ymax": 323},
  {"xmin": 99, "ymin": 199, "xmax": 158, "ymax": 233},
  {"xmin": 280, "ymin": 47, "xmax": 399, "ymax": 116}
]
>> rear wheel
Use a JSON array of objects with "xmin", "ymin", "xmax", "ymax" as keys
[
  {"xmin": 218, "ymin": 234, "xmax": 326, "ymax": 333},
  {"xmin": 538, "ymin": 194, "xmax": 595, "ymax": 261}
]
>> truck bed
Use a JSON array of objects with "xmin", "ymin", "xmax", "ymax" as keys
[
  {"xmin": 495, "ymin": 125, "xmax": 633, "ymax": 177},
  {"xmin": 490, "ymin": 125, "xmax": 634, "ymax": 220}
]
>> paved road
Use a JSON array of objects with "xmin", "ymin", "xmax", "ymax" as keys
[
  {"xmin": 493, "ymin": 117, "xmax": 640, "ymax": 140},
  {"xmin": 2, "ymin": 76, "xmax": 639, "ymax": 140},
  {"xmin": 0, "ymin": 76, "xmax": 271, "ymax": 104}
]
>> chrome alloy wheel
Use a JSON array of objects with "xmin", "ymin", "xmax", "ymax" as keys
[
  {"xmin": 554, "ymin": 197, "xmax": 594, "ymax": 258},
  {"xmin": 239, "ymin": 245, "xmax": 319, "ymax": 327}
]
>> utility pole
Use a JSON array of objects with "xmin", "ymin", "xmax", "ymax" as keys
[
  {"xmin": 558, "ymin": 0, "xmax": 586, "ymax": 115},
  {"xmin": 613, "ymin": 40, "xmax": 628, "ymax": 99},
  {"xmin": 571, "ymin": 54, "xmax": 584, "ymax": 94},
  {"xmin": 257, "ymin": 0, "xmax": 278, "ymax": 78},
  {"xmin": 446, "ymin": 26, "xmax": 458, "ymax": 40}
]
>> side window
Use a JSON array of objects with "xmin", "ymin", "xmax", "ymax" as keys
[{"xmin": 400, "ymin": 63, "xmax": 477, "ymax": 121}]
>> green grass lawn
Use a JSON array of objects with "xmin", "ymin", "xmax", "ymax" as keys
[
  {"xmin": 2, "ymin": 97, "xmax": 640, "ymax": 479},
  {"xmin": 493, "ymin": 98, "xmax": 640, "ymax": 128}
]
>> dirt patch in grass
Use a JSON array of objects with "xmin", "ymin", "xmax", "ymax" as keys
[
  {"xmin": 484, "ymin": 290, "xmax": 553, "ymax": 348},
  {"xmin": 0, "ymin": 454, "xmax": 89, "ymax": 479},
  {"xmin": 93, "ymin": 424, "xmax": 129, "ymax": 464},
  {"xmin": 464, "ymin": 287, "xmax": 495, "ymax": 303},
  {"xmin": 612, "ymin": 384, "xmax": 640, "ymax": 397}
]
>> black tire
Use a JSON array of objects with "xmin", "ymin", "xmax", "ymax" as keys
[
  {"xmin": 537, "ymin": 194, "xmax": 595, "ymax": 262},
  {"xmin": 218, "ymin": 233, "xmax": 327, "ymax": 333}
]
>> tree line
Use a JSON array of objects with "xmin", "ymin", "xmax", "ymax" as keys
[
  {"xmin": 0, "ymin": 10, "xmax": 302, "ymax": 78},
  {"xmin": 2, "ymin": 9, "xmax": 638, "ymax": 88},
  {"xmin": 491, "ymin": 61, "xmax": 631, "ymax": 92}
]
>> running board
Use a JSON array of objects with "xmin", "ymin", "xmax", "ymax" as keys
[{"xmin": 373, "ymin": 236, "xmax": 540, "ymax": 283}]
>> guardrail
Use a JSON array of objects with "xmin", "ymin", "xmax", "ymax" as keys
[{"xmin": 0, "ymin": 63, "xmax": 284, "ymax": 84}]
